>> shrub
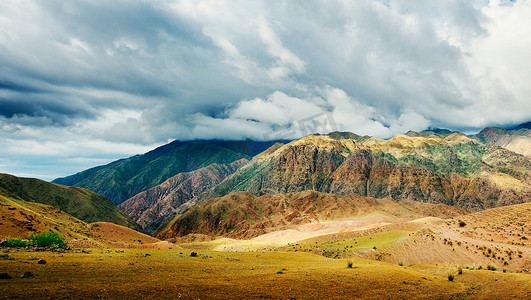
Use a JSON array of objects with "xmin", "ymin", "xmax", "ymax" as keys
[
  {"xmin": 458, "ymin": 267, "xmax": 463, "ymax": 275},
  {"xmin": 1, "ymin": 238, "xmax": 30, "ymax": 247},
  {"xmin": 398, "ymin": 261, "xmax": 404, "ymax": 266},
  {"xmin": 448, "ymin": 274, "xmax": 454, "ymax": 282},
  {"xmin": 487, "ymin": 264, "xmax": 496, "ymax": 271},
  {"xmin": 458, "ymin": 221, "xmax": 466, "ymax": 227},
  {"xmin": 30, "ymin": 232, "xmax": 67, "ymax": 248}
]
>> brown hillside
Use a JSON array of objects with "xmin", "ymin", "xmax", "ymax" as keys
[
  {"xmin": 0, "ymin": 194, "xmax": 89, "ymax": 239},
  {"xmin": 0, "ymin": 194, "xmax": 172, "ymax": 250},
  {"xmin": 87, "ymin": 222, "xmax": 160, "ymax": 248},
  {"xmin": 474, "ymin": 127, "xmax": 531, "ymax": 157},
  {"xmin": 0, "ymin": 173, "xmax": 139, "ymax": 229},
  {"xmin": 157, "ymin": 191, "xmax": 466, "ymax": 240},
  {"xmin": 119, "ymin": 160, "xmax": 247, "ymax": 232}
]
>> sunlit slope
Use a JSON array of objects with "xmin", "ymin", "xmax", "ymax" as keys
[
  {"xmin": 0, "ymin": 173, "xmax": 138, "ymax": 229},
  {"xmin": 474, "ymin": 125, "xmax": 531, "ymax": 157},
  {"xmin": 157, "ymin": 190, "xmax": 465, "ymax": 240}
]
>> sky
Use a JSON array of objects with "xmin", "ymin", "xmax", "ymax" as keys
[{"xmin": 1, "ymin": 0, "xmax": 530, "ymax": 181}]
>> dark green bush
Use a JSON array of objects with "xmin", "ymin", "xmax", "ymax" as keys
[{"xmin": 448, "ymin": 274, "xmax": 454, "ymax": 281}]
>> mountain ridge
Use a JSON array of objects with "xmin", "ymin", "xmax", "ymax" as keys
[
  {"xmin": 201, "ymin": 132, "xmax": 530, "ymax": 212},
  {"xmin": 53, "ymin": 140, "xmax": 285, "ymax": 205},
  {"xmin": 473, "ymin": 126, "xmax": 531, "ymax": 157}
]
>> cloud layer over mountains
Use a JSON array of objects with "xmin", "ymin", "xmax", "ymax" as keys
[{"xmin": 1, "ymin": 0, "xmax": 530, "ymax": 179}]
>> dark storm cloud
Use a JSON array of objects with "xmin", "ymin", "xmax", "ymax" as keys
[
  {"xmin": 0, "ymin": 80, "xmax": 46, "ymax": 94},
  {"xmin": 0, "ymin": 0, "xmax": 262, "ymax": 129}
]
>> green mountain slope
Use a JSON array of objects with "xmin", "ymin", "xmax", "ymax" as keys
[
  {"xmin": 54, "ymin": 140, "xmax": 283, "ymax": 205},
  {"xmin": 0, "ymin": 173, "xmax": 139, "ymax": 229}
]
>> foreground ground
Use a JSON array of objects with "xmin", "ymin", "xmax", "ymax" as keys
[
  {"xmin": 1, "ymin": 247, "xmax": 530, "ymax": 299},
  {"xmin": 1, "ymin": 200, "xmax": 530, "ymax": 299}
]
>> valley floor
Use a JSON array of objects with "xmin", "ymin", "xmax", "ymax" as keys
[{"xmin": 1, "ymin": 247, "xmax": 530, "ymax": 299}]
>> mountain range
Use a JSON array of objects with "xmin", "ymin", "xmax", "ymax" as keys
[
  {"xmin": 473, "ymin": 123, "xmax": 531, "ymax": 157},
  {"xmin": 45, "ymin": 124, "xmax": 531, "ymax": 238},
  {"xmin": 53, "ymin": 140, "xmax": 283, "ymax": 205}
]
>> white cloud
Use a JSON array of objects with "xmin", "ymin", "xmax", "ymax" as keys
[
  {"xmin": 257, "ymin": 17, "xmax": 306, "ymax": 80},
  {"xmin": 1, "ymin": 0, "xmax": 531, "ymax": 179}
]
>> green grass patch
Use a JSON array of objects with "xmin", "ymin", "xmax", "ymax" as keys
[
  {"xmin": 30, "ymin": 231, "xmax": 67, "ymax": 248},
  {"xmin": 2, "ymin": 231, "xmax": 67, "ymax": 248},
  {"xmin": 1, "ymin": 238, "xmax": 31, "ymax": 247}
]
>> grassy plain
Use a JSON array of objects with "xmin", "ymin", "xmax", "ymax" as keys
[{"xmin": 1, "ymin": 247, "xmax": 530, "ymax": 299}]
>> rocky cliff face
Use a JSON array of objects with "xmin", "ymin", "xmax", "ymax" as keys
[{"xmin": 119, "ymin": 160, "xmax": 248, "ymax": 233}]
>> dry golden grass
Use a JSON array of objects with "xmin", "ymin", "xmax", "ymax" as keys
[
  {"xmin": 1, "ymin": 248, "xmax": 529, "ymax": 299},
  {"xmin": 0, "ymin": 195, "xmax": 89, "ymax": 240},
  {"xmin": 446, "ymin": 202, "xmax": 531, "ymax": 246}
]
